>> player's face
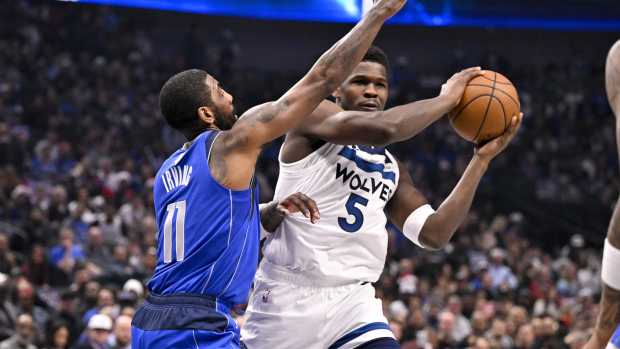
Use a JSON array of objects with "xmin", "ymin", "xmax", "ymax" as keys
[
  {"xmin": 335, "ymin": 61, "xmax": 388, "ymax": 112},
  {"xmin": 206, "ymin": 75, "xmax": 237, "ymax": 130}
]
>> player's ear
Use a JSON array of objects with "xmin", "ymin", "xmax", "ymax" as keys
[{"xmin": 197, "ymin": 107, "xmax": 216, "ymax": 127}]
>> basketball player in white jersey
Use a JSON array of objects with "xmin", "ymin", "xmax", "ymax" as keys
[
  {"xmin": 583, "ymin": 39, "xmax": 620, "ymax": 349},
  {"xmin": 242, "ymin": 46, "xmax": 522, "ymax": 349}
]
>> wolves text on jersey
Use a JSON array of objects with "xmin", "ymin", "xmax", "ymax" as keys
[{"xmin": 335, "ymin": 162, "xmax": 393, "ymax": 202}]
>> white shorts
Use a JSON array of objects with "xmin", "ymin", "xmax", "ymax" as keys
[{"xmin": 241, "ymin": 261, "xmax": 394, "ymax": 349}]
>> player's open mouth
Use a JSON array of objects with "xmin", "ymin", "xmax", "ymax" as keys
[{"xmin": 359, "ymin": 101, "xmax": 379, "ymax": 111}]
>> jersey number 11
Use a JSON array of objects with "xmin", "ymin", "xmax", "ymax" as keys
[{"xmin": 163, "ymin": 200, "xmax": 186, "ymax": 263}]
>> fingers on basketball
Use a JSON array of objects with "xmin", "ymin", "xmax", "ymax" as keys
[{"xmin": 449, "ymin": 70, "xmax": 521, "ymax": 145}]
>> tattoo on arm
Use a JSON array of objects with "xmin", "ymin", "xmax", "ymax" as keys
[
  {"xmin": 301, "ymin": 9, "xmax": 385, "ymax": 95},
  {"xmin": 257, "ymin": 99, "xmax": 288, "ymax": 124},
  {"xmin": 209, "ymin": 151, "xmax": 229, "ymax": 186}
]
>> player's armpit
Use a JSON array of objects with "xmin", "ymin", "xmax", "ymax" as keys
[
  {"xmin": 209, "ymin": 97, "xmax": 332, "ymax": 189},
  {"xmin": 208, "ymin": 122, "xmax": 262, "ymax": 190}
]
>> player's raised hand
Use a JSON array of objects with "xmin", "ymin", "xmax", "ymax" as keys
[
  {"xmin": 277, "ymin": 192, "xmax": 320, "ymax": 224},
  {"xmin": 370, "ymin": 0, "xmax": 407, "ymax": 20},
  {"xmin": 475, "ymin": 113, "xmax": 523, "ymax": 162},
  {"xmin": 440, "ymin": 67, "xmax": 484, "ymax": 107}
]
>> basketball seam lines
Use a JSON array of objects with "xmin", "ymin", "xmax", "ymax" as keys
[
  {"xmin": 450, "ymin": 95, "xmax": 491, "ymax": 124},
  {"xmin": 495, "ymin": 95, "xmax": 508, "ymax": 132},
  {"xmin": 479, "ymin": 74, "xmax": 511, "ymax": 85},
  {"xmin": 473, "ymin": 72, "xmax": 497, "ymax": 143},
  {"xmin": 465, "ymin": 84, "xmax": 520, "ymax": 108}
]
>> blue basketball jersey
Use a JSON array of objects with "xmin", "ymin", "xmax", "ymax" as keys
[
  {"xmin": 611, "ymin": 324, "xmax": 620, "ymax": 349},
  {"xmin": 147, "ymin": 130, "xmax": 260, "ymax": 306}
]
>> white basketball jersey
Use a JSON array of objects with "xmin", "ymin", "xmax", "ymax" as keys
[{"xmin": 262, "ymin": 142, "xmax": 399, "ymax": 285}]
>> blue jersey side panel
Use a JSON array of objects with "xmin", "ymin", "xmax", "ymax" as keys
[
  {"xmin": 147, "ymin": 131, "xmax": 260, "ymax": 306},
  {"xmin": 611, "ymin": 324, "xmax": 620, "ymax": 348}
]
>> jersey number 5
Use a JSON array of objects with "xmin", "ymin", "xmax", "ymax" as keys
[
  {"xmin": 163, "ymin": 200, "xmax": 186, "ymax": 263},
  {"xmin": 338, "ymin": 193, "xmax": 369, "ymax": 233}
]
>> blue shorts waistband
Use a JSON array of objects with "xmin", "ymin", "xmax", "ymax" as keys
[
  {"xmin": 133, "ymin": 293, "xmax": 234, "ymax": 332},
  {"xmin": 147, "ymin": 293, "xmax": 232, "ymax": 313}
]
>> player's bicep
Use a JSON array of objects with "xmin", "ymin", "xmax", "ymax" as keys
[
  {"xmin": 385, "ymin": 161, "xmax": 428, "ymax": 230},
  {"xmin": 230, "ymin": 101, "xmax": 286, "ymax": 150},
  {"xmin": 231, "ymin": 77, "xmax": 332, "ymax": 150}
]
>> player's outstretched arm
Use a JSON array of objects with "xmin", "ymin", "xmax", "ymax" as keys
[
  {"xmin": 584, "ymin": 39, "xmax": 620, "ymax": 349},
  {"xmin": 584, "ymin": 201, "xmax": 620, "ymax": 349},
  {"xmin": 210, "ymin": 0, "xmax": 406, "ymax": 190},
  {"xmin": 386, "ymin": 114, "xmax": 522, "ymax": 250},
  {"xmin": 289, "ymin": 68, "xmax": 482, "ymax": 146}
]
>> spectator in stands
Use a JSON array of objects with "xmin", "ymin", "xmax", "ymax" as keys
[
  {"xmin": 0, "ymin": 313, "xmax": 37, "ymax": 349},
  {"xmin": 72, "ymin": 314, "xmax": 112, "ymax": 349},
  {"xmin": 44, "ymin": 322, "xmax": 70, "ymax": 349},
  {"xmin": 0, "ymin": 1, "xmax": 615, "ymax": 346},
  {"xmin": 107, "ymin": 315, "xmax": 131, "ymax": 349}
]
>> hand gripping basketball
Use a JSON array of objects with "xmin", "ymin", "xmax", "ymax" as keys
[
  {"xmin": 448, "ymin": 70, "xmax": 521, "ymax": 144},
  {"xmin": 440, "ymin": 67, "xmax": 484, "ymax": 107},
  {"xmin": 474, "ymin": 113, "xmax": 523, "ymax": 163}
]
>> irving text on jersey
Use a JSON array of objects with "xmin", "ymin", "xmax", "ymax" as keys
[{"xmin": 162, "ymin": 165, "xmax": 193, "ymax": 193}]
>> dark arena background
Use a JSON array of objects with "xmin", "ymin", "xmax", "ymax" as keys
[{"xmin": 1, "ymin": 0, "xmax": 620, "ymax": 348}]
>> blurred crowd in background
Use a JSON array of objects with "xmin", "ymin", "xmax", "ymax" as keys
[{"xmin": 0, "ymin": 1, "xmax": 617, "ymax": 348}]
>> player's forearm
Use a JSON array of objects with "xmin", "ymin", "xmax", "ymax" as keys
[
  {"xmin": 304, "ymin": 8, "xmax": 389, "ymax": 95},
  {"xmin": 589, "ymin": 200, "xmax": 620, "ymax": 346},
  {"xmin": 592, "ymin": 285, "xmax": 620, "ymax": 346},
  {"xmin": 420, "ymin": 155, "xmax": 488, "ymax": 249},
  {"xmin": 243, "ymin": 8, "xmax": 393, "ymax": 148},
  {"xmin": 380, "ymin": 95, "xmax": 456, "ymax": 143}
]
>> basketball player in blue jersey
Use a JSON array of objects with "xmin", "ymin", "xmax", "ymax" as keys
[
  {"xmin": 130, "ymin": 1, "xmax": 408, "ymax": 348},
  {"xmin": 242, "ymin": 47, "xmax": 522, "ymax": 348},
  {"xmin": 583, "ymin": 39, "xmax": 620, "ymax": 349}
]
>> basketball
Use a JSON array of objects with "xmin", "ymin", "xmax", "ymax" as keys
[{"xmin": 448, "ymin": 70, "xmax": 521, "ymax": 144}]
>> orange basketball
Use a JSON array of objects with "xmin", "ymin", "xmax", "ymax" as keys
[{"xmin": 448, "ymin": 70, "xmax": 520, "ymax": 144}]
